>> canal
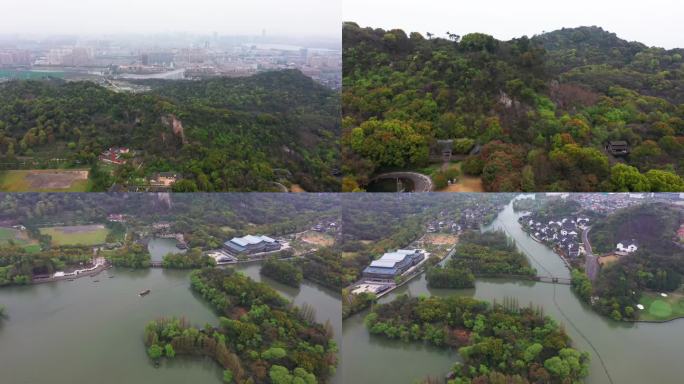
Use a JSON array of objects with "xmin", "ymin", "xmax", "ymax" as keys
[
  {"xmin": 342, "ymin": 195, "xmax": 684, "ymax": 384},
  {"xmin": 0, "ymin": 251, "xmax": 341, "ymax": 383},
  {"xmin": 147, "ymin": 237, "xmax": 185, "ymax": 262}
]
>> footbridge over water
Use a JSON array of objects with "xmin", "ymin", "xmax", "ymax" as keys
[{"xmin": 536, "ymin": 276, "xmax": 571, "ymax": 285}]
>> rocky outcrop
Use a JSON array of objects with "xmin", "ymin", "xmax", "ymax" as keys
[{"xmin": 160, "ymin": 114, "xmax": 187, "ymax": 145}]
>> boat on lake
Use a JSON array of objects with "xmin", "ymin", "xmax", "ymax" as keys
[{"xmin": 139, "ymin": 289, "xmax": 151, "ymax": 296}]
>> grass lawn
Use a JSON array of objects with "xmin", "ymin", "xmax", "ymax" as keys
[
  {"xmin": 0, "ymin": 169, "xmax": 91, "ymax": 192},
  {"xmin": 0, "ymin": 227, "xmax": 18, "ymax": 242},
  {"xmin": 39, "ymin": 225, "xmax": 110, "ymax": 246},
  {"xmin": 0, "ymin": 227, "xmax": 41, "ymax": 252},
  {"xmin": 638, "ymin": 291, "xmax": 684, "ymax": 321},
  {"xmin": 23, "ymin": 244, "xmax": 42, "ymax": 253},
  {"xmin": 300, "ymin": 230, "xmax": 335, "ymax": 247}
]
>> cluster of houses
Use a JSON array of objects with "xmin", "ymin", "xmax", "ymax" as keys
[
  {"xmin": 99, "ymin": 147, "xmax": 130, "ymax": 165},
  {"xmin": 426, "ymin": 204, "xmax": 503, "ymax": 234},
  {"xmin": 362, "ymin": 249, "xmax": 426, "ymax": 280},
  {"xmin": 107, "ymin": 214, "xmax": 127, "ymax": 223},
  {"xmin": 426, "ymin": 220, "xmax": 461, "ymax": 234},
  {"xmin": 571, "ymin": 193, "xmax": 676, "ymax": 215},
  {"xmin": 615, "ymin": 239, "xmax": 639, "ymax": 256},
  {"xmin": 110, "ymin": 172, "xmax": 181, "ymax": 192},
  {"xmin": 311, "ymin": 219, "xmax": 339, "ymax": 234},
  {"xmin": 520, "ymin": 216, "xmax": 590, "ymax": 259},
  {"xmin": 149, "ymin": 172, "xmax": 179, "ymax": 188}
]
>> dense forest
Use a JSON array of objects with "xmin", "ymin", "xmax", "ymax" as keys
[
  {"xmin": 589, "ymin": 203, "xmax": 680, "ymax": 254},
  {"xmin": 427, "ymin": 230, "xmax": 536, "ymax": 288},
  {"xmin": 260, "ymin": 258, "xmax": 303, "ymax": 288},
  {"xmin": 300, "ymin": 247, "xmax": 352, "ymax": 290},
  {"xmin": 162, "ymin": 247, "xmax": 215, "ymax": 269},
  {"xmin": 343, "ymin": 23, "xmax": 684, "ymax": 192},
  {"xmin": 0, "ymin": 70, "xmax": 340, "ymax": 191},
  {"xmin": 143, "ymin": 268, "xmax": 336, "ymax": 383},
  {"xmin": 582, "ymin": 203, "xmax": 684, "ymax": 320},
  {"xmin": 365, "ymin": 295, "xmax": 590, "ymax": 383}
]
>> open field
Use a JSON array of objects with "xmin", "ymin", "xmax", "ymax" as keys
[
  {"xmin": 39, "ymin": 224, "xmax": 109, "ymax": 246},
  {"xmin": 289, "ymin": 184, "xmax": 306, "ymax": 192},
  {"xmin": 439, "ymin": 174, "xmax": 484, "ymax": 192},
  {"xmin": 422, "ymin": 233, "xmax": 459, "ymax": 245},
  {"xmin": 299, "ymin": 230, "xmax": 335, "ymax": 247},
  {"xmin": 0, "ymin": 169, "xmax": 90, "ymax": 192},
  {"xmin": 436, "ymin": 163, "xmax": 483, "ymax": 192},
  {"xmin": 638, "ymin": 291, "xmax": 684, "ymax": 321},
  {"xmin": 0, "ymin": 227, "xmax": 40, "ymax": 252},
  {"xmin": 598, "ymin": 254, "xmax": 619, "ymax": 266},
  {"xmin": 342, "ymin": 251, "xmax": 358, "ymax": 260}
]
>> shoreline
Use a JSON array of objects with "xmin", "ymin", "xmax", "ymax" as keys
[{"xmin": 30, "ymin": 262, "xmax": 112, "ymax": 285}]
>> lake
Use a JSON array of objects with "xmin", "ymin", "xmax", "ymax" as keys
[
  {"xmin": 0, "ymin": 262, "xmax": 341, "ymax": 383},
  {"xmin": 341, "ymin": 195, "xmax": 684, "ymax": 384}
]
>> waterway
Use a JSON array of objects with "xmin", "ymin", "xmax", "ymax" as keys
[
  {"xmin": 342, "ymin": 195, "xmax": 684, "ymax": 384},
  {"xmin": 148, "ymin": 237, "xmax": 185, "ymax": 262},
  {"xmin": 366, "ymin": 177, "xmax": 415, "ymax": 193},
  {"xmin": 0, "ymin": 261, "xmax": 341, "ymax": 383}
]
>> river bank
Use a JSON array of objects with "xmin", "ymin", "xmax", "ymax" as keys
[{"xmin": 342, "ymin": 195, "xmax": 684, "ymax": 384}]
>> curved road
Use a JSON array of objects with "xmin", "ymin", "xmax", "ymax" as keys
[
  {"xmin": 371, "ymin": 172, "xmax": 433, "ymax": 192},
  {"xmin": 582, "ymin": 226, "xmax": 600, "ymax": 281}
]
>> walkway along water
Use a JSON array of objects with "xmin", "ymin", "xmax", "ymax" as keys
[{"xmin": 342, "ymin": 195, "xmax": 684, "ymax": 384}]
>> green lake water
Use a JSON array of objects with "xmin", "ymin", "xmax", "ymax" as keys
[
  {"xmin": 0, "ymin": 260, "xmax": 341, "ymax": 384},
  {"xmin": 341, "ymin": 195, "xmax": 684, "ymax": 384}
]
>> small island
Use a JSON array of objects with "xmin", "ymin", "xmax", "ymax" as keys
[
  {"xmin": 426, "ymin": 230, "xmax": 536, "ymax": 289},
  {"xmin": 143, "ymin": 268, "xmax": 337, "ymax": 383},
  {"xmin": 365, "ymin": 295, "xmax": 590, "ymax": 383}
]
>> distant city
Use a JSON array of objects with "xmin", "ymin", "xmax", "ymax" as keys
[{"xmin": 0, "ymin": 33, "xmax": 341, "ymax": 90}]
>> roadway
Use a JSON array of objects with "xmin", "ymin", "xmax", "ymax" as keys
[{"xmin": 582, "ymin": 226, "xmax": 600, "ymax": 281}]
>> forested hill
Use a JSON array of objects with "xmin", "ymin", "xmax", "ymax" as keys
[
  {"xmin": 585, "ymin": 203, "xmax": 684, "ymax": 320},
  {"xmin": 148, "ymin": 70, "xmax": 338, "ymax": 113},
  {"xmin": 342, "ymin": 23, "xmax": 684, "ymax": 192},
  {"xmin": 537, "ymin": 26, "xmax": 684, "ymax": 102},
  {"xmin": 0, "ymin": 69, "xmax": 340, "ymax": 191}
]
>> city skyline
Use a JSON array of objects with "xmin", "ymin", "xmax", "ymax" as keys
[{"xmin": 1, "ymin": 0, "xmax": 341, "ymax": 38}]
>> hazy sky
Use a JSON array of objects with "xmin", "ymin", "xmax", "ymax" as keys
[
  {"xmin": 344, "ymin": 0, "xmax": 683, "ymax": 49},
  {"xmin": 1, "ymin": 0, "xmax": 341, "ymax": 38}
]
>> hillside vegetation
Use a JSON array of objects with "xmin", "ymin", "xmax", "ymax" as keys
[
  {"xmin": 343, "ymin": 23, "xmax": 684, "ymax": 192},
  {"xmin": 0, "ymin": 70, "xmax": 340, "ymax": 191},
  {"xmin": 581, "ymin": 203, "xmax": 684, "ymax": 321}
]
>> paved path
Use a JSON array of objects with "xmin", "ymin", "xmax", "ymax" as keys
[
  {"xmin": 582, "ymin": 227, "xmax": 600, "ymax": 281},
  {"xmin": 371, "ymin": 172, "xmax": 433, "ymax": 192},
  {"xmin": 31, "ymin": 261, "xmax": 111, "ymax": 284}
]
